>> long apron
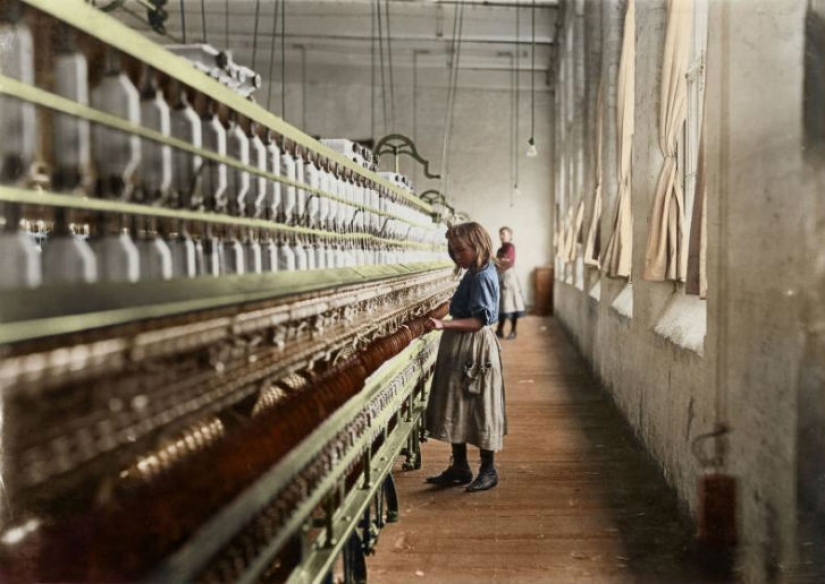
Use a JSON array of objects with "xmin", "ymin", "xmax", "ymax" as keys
[
  {"xmin": 499, "ymin": 268, "xmax": 525, "ymax": 317},
  {"xmin": 425, "ymin": 326, "xmax": 507, "ymax": 452}
]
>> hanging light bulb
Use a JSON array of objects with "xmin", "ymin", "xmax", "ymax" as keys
[
  {"xmin": 513, "ymin": 183, "xmax": 522, "ymax": 198},
  {"xmin": 526, "ymin": 0, "xmax": 538, "ymax": 160},
  {"xmin": 526, "ymin": 137, "xmax": 538, "ymax": 158}
]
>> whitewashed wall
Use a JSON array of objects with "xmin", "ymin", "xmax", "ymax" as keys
[
  {"xmin": 552, "ymin": 1, "xmax": 821, "ymax": 582},
  {"xmin": 267, "ymin": 64, "xmax": 555, "ymax": 306}
]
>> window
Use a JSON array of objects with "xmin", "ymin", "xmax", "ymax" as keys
[
  {"xmin": 682, "ymin": 0, "xmax": 708, "ymax": 239},
  {"xmin": 654, "ymin": 0, "xmax": 708, "ymax": 352}
]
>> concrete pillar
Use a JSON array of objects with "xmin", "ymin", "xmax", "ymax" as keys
[
  {"xmin": 597, "ymin": 0, "xmax": 626, "ymax": 306},
  {"xmin": 629, "ymin": 0, "xmax": 671, "ymax": 328}
]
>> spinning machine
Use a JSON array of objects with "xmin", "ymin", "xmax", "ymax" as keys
[{"xmin": 0, "ymin": 1, "xmax": 456, "ymax": 582}]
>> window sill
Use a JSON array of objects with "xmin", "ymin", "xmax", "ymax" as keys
[
  {"xmin": 653, "ymin": 293, "xmax": 706, "ymax": 355},
  {"xmin": 610, "ymin": 281, "xmax": 633, "ymax": 319},
  {"xmin": 574, "ymin": 257, "xmax": 584, "ymax": 291},
  {"xmin": 589, "ymin": 277, "xmax": 601, "ymax": 301}
]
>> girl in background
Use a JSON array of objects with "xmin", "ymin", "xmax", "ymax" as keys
[{"xmin": 495, "ymin": 226, "xmax": 526, "ymax": 340}]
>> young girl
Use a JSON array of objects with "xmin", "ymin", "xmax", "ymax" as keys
[
  {"xmin": 495, "ymin": 226, "xmax": 526, "ymax": 339},
  {"xmin": 424, "ymin": 222, "xmax": 507, "ymax": 492}
]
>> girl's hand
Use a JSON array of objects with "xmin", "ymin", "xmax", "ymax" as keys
[{"xmin": 426, "ymin": 318, "xmax": 445, "ymax": 331}]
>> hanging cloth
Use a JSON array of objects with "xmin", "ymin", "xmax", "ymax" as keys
[
  {"xmin": 643, "ymin": 0, "xmax": 693, "ymax": 281},
  {"xmin": 602, "ymin": 0, "xmax": 635, "ymax": 279},
  {"xmin": 584, "ymin": 78, "xmax": 605, "ymax": 268},
  {"xmin": 686, "ymin": 79, "xmax": 708, "ymax": 297}
]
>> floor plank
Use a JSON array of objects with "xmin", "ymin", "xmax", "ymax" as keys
[{"xmin": 367, "ymin": 316, "xmax": 713, "ymax": 584}]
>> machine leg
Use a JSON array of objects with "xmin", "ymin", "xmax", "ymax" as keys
[
  {"xmin": 383, "ymin": 474, "xmax": 400, "ymax": 524},
  {"xmin": 324, "ymin": 491, "xmax": 337, "ymax": 548},
  {"xmin": 402, "ymin": 426, "xmax": 421, "ymax": 470},
  {"xmin": 419, "ymin": 407, "xmax": 430, "ymax": 443},
  {"xmin": 342, "ymin": 532, "xmax": 367, "ymax": 584},
  {"xmin": 374, "ymin": 481, "xmax": 386, "ymax": 529},
  {"xmin": 413, "ymin": 423, "xmax": 422, "ymax": 469},
  {"xmin": 359, "ymin": 504, "xmax": 379, "ymax": 556},
  {"xmin": 363, "ymin": 447, "xmax": 372, "ymax": 489}
]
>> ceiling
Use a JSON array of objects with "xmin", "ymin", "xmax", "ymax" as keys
[{"xmin": 109, "ymin": 0, "xmax": 559, "ymax": 87}]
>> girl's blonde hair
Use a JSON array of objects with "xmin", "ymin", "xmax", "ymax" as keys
[{"xmin": 446, "ymin": 222, "xmax": 497, "ymax": 274}]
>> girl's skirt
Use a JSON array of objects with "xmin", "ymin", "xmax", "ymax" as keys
[{"xmin": 425, "ymin": 327, "xmax": 507, "ymax": 451}]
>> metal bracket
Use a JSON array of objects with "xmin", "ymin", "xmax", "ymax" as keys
[
  {"xmin": 419, "ymin": 190, "xmax": 457, "ymax": 217},
  {"xmin": 419, "ymin": 189, "xmax": 446, "ymax": 205},
  {"xmin": 93, "ymin": 0, "xmax": 127, "ymax": 12},
  {"xmin": 145, "ymin": 0, "xmax": 170, "ymax": 35},
  {"xmin": 374, "ymin": 134, "xmax": 441, "ymax": 179}
]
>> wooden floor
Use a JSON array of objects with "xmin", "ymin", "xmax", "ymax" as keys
[{"xmin": 368, "ymin": 316, "xmax": 711, "ymax": 584}]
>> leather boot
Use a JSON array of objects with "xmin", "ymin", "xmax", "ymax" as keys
[
  {"xmin": 425, "ymin": 464, "xmax": 473, "ymax": 486},
  {"xmin": 467, "ymin": 449, "xmax": 499, "ymax": 492},
  {"xmin": 426, "ymin": 443, "xmax": 472, "ymax": 486},
  {"xmin": 466, "ymin": 466, "xmax": 498, "ymax": 492}
]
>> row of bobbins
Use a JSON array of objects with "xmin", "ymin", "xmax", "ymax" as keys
[{"xmin": 0, "ymin": 1, "xmax": 446, "ymax": 290}]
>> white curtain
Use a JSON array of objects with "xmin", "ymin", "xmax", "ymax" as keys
[
  {"xmin": 643, "ymin": 0, "xmax": 693, "ymax": 281},
  {"xmin": 602, "ymin": 0, "xmax": 635, "ymax": 279},
  {"xmin": 584, "ymin": 79, "xmax": 605, "ymax": 268}
]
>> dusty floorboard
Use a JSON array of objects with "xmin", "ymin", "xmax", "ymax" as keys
[{"xmin": 367, "ymin": 316, "xmax": 713, "ymax": 584}]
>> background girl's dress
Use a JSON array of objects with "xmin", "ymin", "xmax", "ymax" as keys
[{"xmin": 497, "ymin": 242, "xmax": 525, "ymax": 318}]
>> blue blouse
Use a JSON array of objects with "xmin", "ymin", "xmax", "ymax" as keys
[{"xmin": 448, "ymin": 260, "xmax": 500, "ymax": 326}]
